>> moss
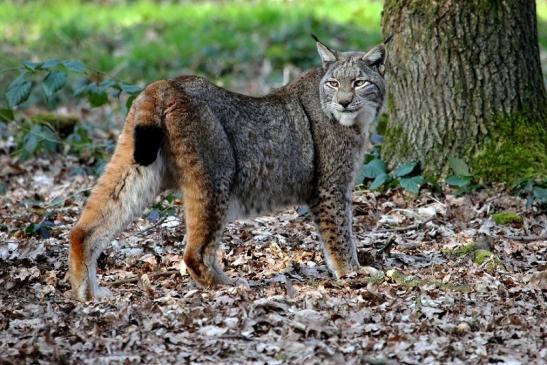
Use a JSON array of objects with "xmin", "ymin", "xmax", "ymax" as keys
[
  {"xmin": 471, "ymin": 113, "xmax": 547, "ymax": 185},
  {"xmin": 376, "ymin": 113, "xmax": 389, "ymax": 136},
  {"xmin": 386, "ymin": 94, "xmax": 396, "ymax": 115},
  {"xmin": 455, "ymin": 243, "xmax": 477, "ymax": 256},
  {"xmin": 473, "ymin": 249, "xmax": 492, "ymax": 265},
  {"xmin": 382, "ymin": 123, "xmax": 414, "ymax": 166},
  {"xmin": 492, "ymin": 211, "xmax": 523, "ymax": 225},
  {"xmin": 442, "ymin": 243, "xmax": 478, "ymax": 256},
  {"xmin": 473, "ymin": 249, "xmax": 504, "ymax": 272}
]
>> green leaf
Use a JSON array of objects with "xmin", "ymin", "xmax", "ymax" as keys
[
  {"xmin": 120, "ymin": 83, "xmax": 143, "ymax": 95},
  {"xmin": 446, "ymin": 175, "xmax": 472, "ymax": 187},
  {"xmin": 25, "ymin": 223, "xmax": 39, "ymax": 234},
  {"xmin": 40, "ymin": 126, "xmax": 60, "ymax": 151},
  {"xmin": 23, "ymin": 60, "xmax": 42, "ymax": 72},
  {"xmin": 533, "ymin": 187, "xmax": 547, "ymax": 204},
  {"xmin": 42, "ymin": 71, "xmax": 67, "ymax": 97},
  {"xmin": 5, "ymin": 75, "xmax": 32, "ymax": 108},
  {"xmin": 393, "ymin": 161, "xmax": 418, "ymax": 178},
  {"xmin": 126, "ymin": 95, "xmax": 137, "ymax": 110},
  {"xmin": 0, "ymin": 108, "xmax": 14, "ymax": 122},
  {"xmin": 448, "ymin": 157, "xmax": 471, "ymax": 176},
  {"xmin": 24, "ymin": 132, "xmax": 39, "ymax": 155},
  {"xmin": 399, "ymin": 175, "xmax": 425, "ymax": 195},
  {"xmin": 369, "ymin": 172, "xmax": 389, "ymax": 190},
  {"xmin": 24, "ymin": 221, "xmax": 52, "ymax": 238},
  {"xmin": 62, "ymin": 60, "xmax": 86, "ymax": 73},
  {"xmin": 362, "ymin": 159, "xmax": 387, "ymax": 179},
  {"xmin": 87, "ymin": 89, "xmax": 108, "ymax": 107},
  {"xmin": 98, "ymin": 79, "xmax": 117, "ymax": 92},
  {"xmin": 73, "ymin": 83, "xmax": 89, "ymax": 97},
  {"xmin": 41, "ymin": 59, "xmax": 60, "ymax": 70}
]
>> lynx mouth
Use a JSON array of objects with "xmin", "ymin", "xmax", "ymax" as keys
[{"xmin": 339, "ymin": 109, "xmax": 359, "ymax": 114}]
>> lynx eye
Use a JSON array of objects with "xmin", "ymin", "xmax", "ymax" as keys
[
  {"xmin": 326, "ymin": 79, "xmax": 339, "ymax": 88},
  {"xmin": 353, "ymin": 79, "xmax": 368, "ymax": 88}
]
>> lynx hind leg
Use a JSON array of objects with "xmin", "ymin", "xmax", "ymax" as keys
[
  {"xmin": 69, "ymin": 157, "xmax": 165, "ymax": 300},
  {"xmin": 70, "ymin": 164, "xmax": 165, "ymax": 301},
  {"xmin": 310, "ymin": 190, "xmax": 359, "ymax": 279}
]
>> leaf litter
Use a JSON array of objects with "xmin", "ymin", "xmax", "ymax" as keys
[{"xmin": 0, "ymin": 151, "xmax": 546, "ymax": 364}]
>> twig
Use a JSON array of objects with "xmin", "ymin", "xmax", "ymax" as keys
[
  {"xmin": 219, "ymin": 334, "xmax": 254, "ymax": 342},
  {"xmin": 135, "ymin": 214, "xmax": 170, "ymax": 237},
  {"xmin": 377, "ymin": 236, "xmax": 396, "ymax": 256},
  {"xmin": 373, "ymin": 217, "xmax": 435, "ymax": 233},
  {"xmin": 109, "ymin": 270, "xmax": 180, "ymax": 286},
  {"xmin": 505, "ymin": 235, "xmax": 547, "ymax": 243},
  {"xmin": 284, "ymin": 275, "xmax": 296, "ymax": 298}
]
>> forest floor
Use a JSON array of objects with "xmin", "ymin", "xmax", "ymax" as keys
[
  {"xmin": 0, "ymin": 141, "xmax": 545, "ymax": 364},
  {"xmin": 0, "ymin": 2, "xmax": 546, "ymax": 362}
]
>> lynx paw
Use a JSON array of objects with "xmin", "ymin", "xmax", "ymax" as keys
[
  {"xmin": 94, "ymin": 286, "xmax": 113, "ymax": 300},
  {"xmin": 232, "ymin": 277, "xmax": 250, "ymax": 288},
  {"xmin": 333, "ymin": 262, "xmax": 360, "ymax": 279},
  {"xmin": 69, "ymin": 279, "xmax": 112, "ymax": 302}
]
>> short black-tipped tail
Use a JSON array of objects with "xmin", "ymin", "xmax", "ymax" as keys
[{"xmin": 133, "ymin": 124, "xmax": 163, "ymax": 166}]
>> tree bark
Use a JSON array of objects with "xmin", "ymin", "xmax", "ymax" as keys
[{"xmin": 381, "ymin": 0, "xmax": 546, "ymax": 181}]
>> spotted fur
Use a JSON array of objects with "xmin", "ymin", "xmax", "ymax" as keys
[{"xmin": 68, "ymin": 39, "xmax": 387, "ymax": 301}]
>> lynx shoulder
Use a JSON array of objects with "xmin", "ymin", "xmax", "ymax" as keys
[{"xmin": 68, "ymin": 37, "xmax": 387, "ymax": 301}]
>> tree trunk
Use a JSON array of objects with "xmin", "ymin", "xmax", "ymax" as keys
[{"xmin": 381, "ymin": 0, "xmax": 546, "ymax": 183}]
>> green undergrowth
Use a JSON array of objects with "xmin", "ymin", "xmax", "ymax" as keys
[
  {"xmin": 0, "ymin": 0, "xmax": 383, "ymax": 93},
  {"xmin": 539, "ymin": 3, "xmax": 547, "ymax": 48}
]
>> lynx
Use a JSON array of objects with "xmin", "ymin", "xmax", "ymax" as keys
[{"xmin": 68, "ymin": 37, "xmax": 387, "ymax": 301}]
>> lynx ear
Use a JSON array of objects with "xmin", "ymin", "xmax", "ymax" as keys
[
  {"xmin": 312, "ymin": 34, "xmax": 337, "ymax": 67},
  {"xmin": 362, "ymin": 44, "xmax": 386, "ymax": 75}
]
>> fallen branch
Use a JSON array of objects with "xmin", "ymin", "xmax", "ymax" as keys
[
  {"xmin": 505, "ymin": 235, "xmax": 547, "ymax": 243},
  {"xmin": 109, "ymin": 269, "xmax": 180, "ymax": 286}
]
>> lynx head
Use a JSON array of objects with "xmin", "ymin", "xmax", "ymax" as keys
[{"xmin": 315, "ymin": 37, "xmax": 387, "ymax": 128}]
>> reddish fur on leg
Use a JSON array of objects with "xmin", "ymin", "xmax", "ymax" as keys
[{"xmin": 69, "ymin": 226, "xmax": 87, "ymax": 286}]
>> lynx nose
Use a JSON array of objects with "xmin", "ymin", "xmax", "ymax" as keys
[
  {"xmin": 337, "ymin": 93, "xmax": 353, "ymax": 109},
  {"xmin": 338, "ymin": 100, "xmax": 351, "ymax": 108}
]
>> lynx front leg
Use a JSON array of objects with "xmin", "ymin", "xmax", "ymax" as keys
[{"xmin": 310, "ymin": 189, "xmax": 359, "ymax": 278}]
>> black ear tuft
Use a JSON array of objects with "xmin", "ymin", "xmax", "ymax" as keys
[
  {"xmin": 133, "ymin": 124, "xmax": 163, "ymax": 166},
  {"xmin": 314, "ymin": 35, "xmax": 337, "ymax": 66}
]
